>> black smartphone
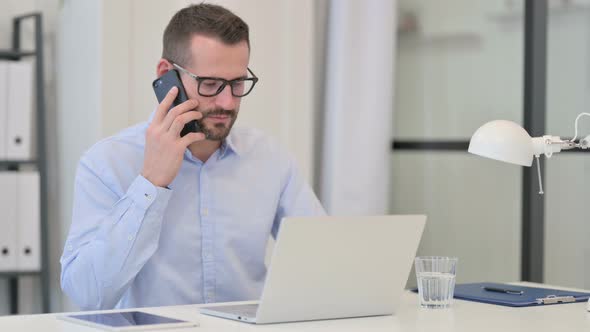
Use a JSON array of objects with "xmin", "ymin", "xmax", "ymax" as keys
[{"xmin": 152, "ymin": 69, "xmax": 201, "ymax": 136}]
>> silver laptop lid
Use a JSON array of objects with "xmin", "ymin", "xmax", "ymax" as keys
[{"xmin": 255, "ymin": 215, "xmax": 426, "ymax": 324}]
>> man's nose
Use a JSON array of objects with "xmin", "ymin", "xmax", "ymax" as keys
[{"xmin": 215, "ymin": 85, "xmax": 238, "ymax": 110}]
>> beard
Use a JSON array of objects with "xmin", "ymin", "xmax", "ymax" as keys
[{"xmin": 196, "ymin": 108, "xmax": 237, "ymax": 141}]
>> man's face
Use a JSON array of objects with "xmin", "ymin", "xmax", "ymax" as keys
[{"xmin": 179, "ymin": 35, "xmax": 250, "ymax": 141}]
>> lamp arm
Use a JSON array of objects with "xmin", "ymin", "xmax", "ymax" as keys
[
  {"xmin": 538, "ymin": 112, "xmax": 590, "ymax": 153},
  {"xmin": 570, "ymin": 112, "xmax": 590, "ymax": 143},
  {"xmin": 548, "ymin": 138, "xmax": 576, "ymax": 150},
  {"xmin": 532, "ymin": 136, "xmax": 564, "ymax": 158}
]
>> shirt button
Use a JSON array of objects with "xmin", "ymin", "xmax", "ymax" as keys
[
  {"xmin": 144, "ymin": 193, "xmax": 152, "ymax": 200},
  {"xmin": 202, "ymin": 208, "xmax": 208, "ymax": 216},
  {"xmin": 68, "ymin": 245, "xmax": 73, "ymax": 251},
  {"xmin": 128, "ymin": 235, "xmax": 133, "ymax": 241}
]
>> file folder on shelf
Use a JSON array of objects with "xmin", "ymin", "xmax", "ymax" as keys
[
  {"xmin": 16, "ymin": 171, "xmax": 41, "ymax": 271},
  {"xmin": 5, "ymin": 60, "xmax": 34, "ymax": 160},
  {"xmin": 0, "ymin": 61, "xmax": 7, "ymax": 159},
  {"xmin": 0, "ymin": 172, "xmax": 18, "ymax": 271},
  {"xmin": 453, "ymin": 282, "xmax": 590, "ymax": 307}
]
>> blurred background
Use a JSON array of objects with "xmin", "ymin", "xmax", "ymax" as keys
[{"xmin": 0, "ymin": 0, "xmax": 588, "ymax": 316}]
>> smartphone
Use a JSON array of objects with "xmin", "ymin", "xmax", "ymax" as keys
[{"xmin": 152, "ymin": 69, "xmax": 201, "ymax": 136}]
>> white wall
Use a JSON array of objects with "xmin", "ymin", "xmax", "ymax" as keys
[
  {"xmin": 57, "ymin": 0, "xmax": 106, "ymax": 312},
  {"xmin": 320, "ymin": 0, "xmax": 396, "ymax": 215},
  {"xmin": 209, "ymin": 0, "xmax": 317, "ymax": 183}
]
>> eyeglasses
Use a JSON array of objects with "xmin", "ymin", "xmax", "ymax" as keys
[{"xmin": 172, "ymin": 63, "xmax": 258, "ymax": 97}]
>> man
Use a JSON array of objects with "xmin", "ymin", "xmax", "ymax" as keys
[{"xmin": 60, "ymin": 3, "xmax": 325, "ymax": 310}]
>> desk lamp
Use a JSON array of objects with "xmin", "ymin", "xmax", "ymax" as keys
[
  {"xmin": 468, "ymin": 113, "xmax": 590, "ymax": 311},
  {"xmin": 468, "ymin": 113, "xmax": 590, "ymax": 194}
]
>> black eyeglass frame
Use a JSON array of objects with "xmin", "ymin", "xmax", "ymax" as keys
[{"xmin": 172, "ymin": 62, "xmax": 259, "ymax": 97}]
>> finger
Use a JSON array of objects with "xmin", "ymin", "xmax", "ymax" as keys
[
  {"xmin": 169, "ymin": 111, "xmax": 203, "ymax": 137},
  {"xmin": 153, "ymin": 86, "xmax": 178, "ymax": 124},
  {"xmin": 161, "ymin": 98, "xmax": 199, "ymax": 130},
  {"xmin": 180, "ymin": 131, "xmax": 206, "ymax": 146}
]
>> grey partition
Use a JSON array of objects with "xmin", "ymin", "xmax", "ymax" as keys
[
  {"xmin": 391, "ymin": 152, "xmax": 521, "ymax": 285},
  {"xmin": 393, "ymin": 0, "xmax": 525, "ymax": 283},
  {"xmin": 544, "ymin": 1, "xmax": 590, "ymax": 289}
]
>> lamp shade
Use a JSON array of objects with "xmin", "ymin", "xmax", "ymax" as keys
[{"xmin": 468, "ymin": 120, "xmax": 534, "ymax": 167}]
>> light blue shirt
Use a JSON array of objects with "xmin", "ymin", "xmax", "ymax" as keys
[{"xmin": 60, "ymin": 121, "xmax": 325, "ymax": 310}]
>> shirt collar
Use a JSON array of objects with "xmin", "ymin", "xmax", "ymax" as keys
[{"xmin": 219, "ymin": 131, "xmax": 241, "ymax": 158}]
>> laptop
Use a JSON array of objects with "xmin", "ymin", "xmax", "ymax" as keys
[{"xmin": 199, "ymin": 215, "xmax": 426, "ymax": 324}]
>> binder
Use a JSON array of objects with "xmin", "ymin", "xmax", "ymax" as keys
[
  {"xmin": 5, "ymin": 60, "xmax": 34, "ymax": 160},
  {"xmin": 0, "ymin": 61, "xmax": 7, "ymax": 159},
  {"xmin": 453, "ymin": 282, "xmax": 590, "ymax": 307},
  {"xmin": 16, "ymin": 171, "xmax": 41, "ymax": 271},
  {"xmin": 0, "ymin": 172, "xmax": 18, "ymax": 271}
]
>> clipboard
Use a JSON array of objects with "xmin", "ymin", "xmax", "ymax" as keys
[{"xmin": 453, "ymin": 282, "xmax": 590, "ymax": 307}]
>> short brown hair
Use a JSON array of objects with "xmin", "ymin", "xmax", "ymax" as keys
[{"xmin": 162, "ymin": 3, "xmax": 250, "ymax": 66}]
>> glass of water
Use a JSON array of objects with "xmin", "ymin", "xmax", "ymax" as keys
[{"xmin": 415, "ymin": 256, "xmax": 458, "ymax": 309}]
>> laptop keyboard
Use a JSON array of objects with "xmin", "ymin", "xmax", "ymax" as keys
[{"xmin": 211, "ymin": 304, "xmax": 259, "ymax": 318}]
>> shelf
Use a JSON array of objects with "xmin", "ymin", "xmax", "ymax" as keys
[
  {"xmin": 1, "ymin": 12, "xmax": 49, "ymax": 315},
  {"xmin": 0, "ymin": 271, "xmax": 42, "ymax": 278},
  {"xmin": 0, "ymin": 160, "xmax": 38, "ymax": 166},
  {"xmin": 0, "ymin": 50, "xmax": 36, "ymax": 60},
  {"xmin": 488, "ymin": 3, "xmax": 590, "ymax": 23}
]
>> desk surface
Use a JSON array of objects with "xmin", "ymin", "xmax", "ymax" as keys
[{"xmin": 1, "ymin": 283, "xmax": 589, "ymax": 331}]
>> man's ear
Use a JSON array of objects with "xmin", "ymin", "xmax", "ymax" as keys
[{"xmin": 156, "ymin": 58, "xmax": 174, "ymax": 77}]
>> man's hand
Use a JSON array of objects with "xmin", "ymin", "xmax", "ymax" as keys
[{"xmin": 141, "ymin": 87, "xmax": 205, "ymax": 187}]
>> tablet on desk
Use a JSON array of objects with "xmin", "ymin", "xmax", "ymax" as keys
[{"xmin": 57, "ymin": 311, "xmax": 198, "ymax": 331}]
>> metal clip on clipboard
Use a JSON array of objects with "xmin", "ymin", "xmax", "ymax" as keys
[{"xmin": 535, "ymin": 295, "xmax": 576, "ymax": 305}]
